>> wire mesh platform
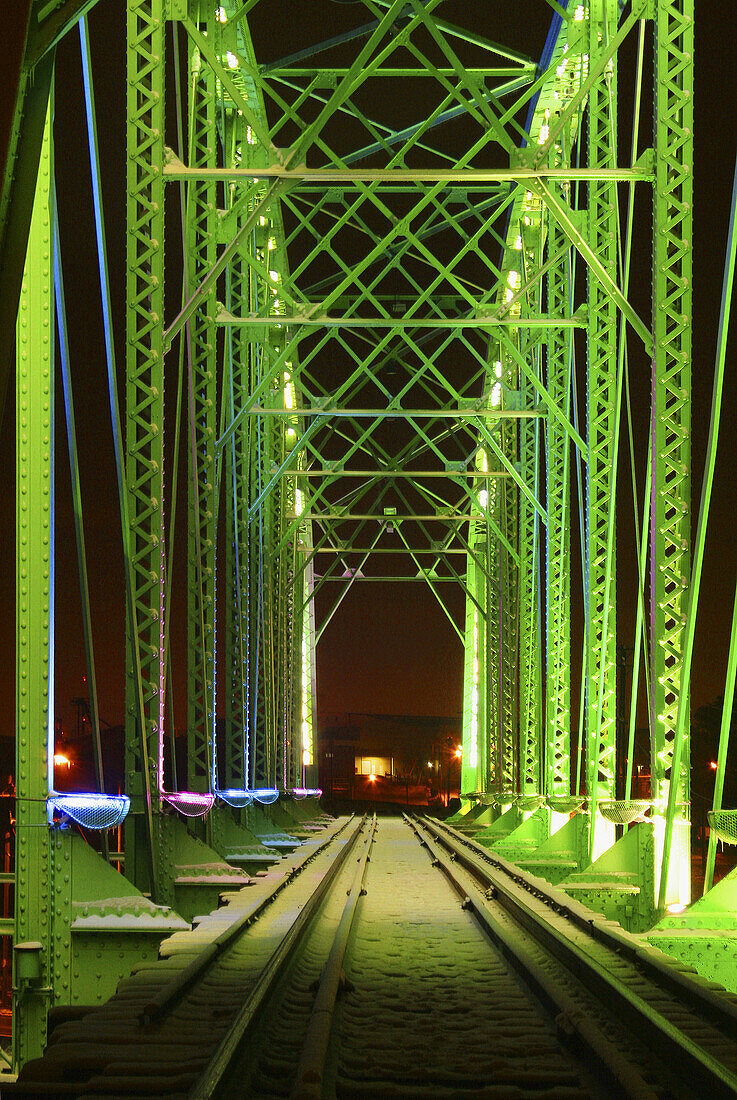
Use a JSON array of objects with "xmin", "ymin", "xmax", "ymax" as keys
[
  {"xmin": 708, "ymin": 809, "xmax": 737, "ymax": 845},
  {"xmin": 598, "ymin": 800, "xmax": 651, "ymax": 825},
  {"xmin": 547, "ymin": 795, "xmax": 586, "ymax": 813},
  {"xmin": 162, "ymin": 792, "xmax": 215, "ymax": 818},
  {"xmin": 516, "ymin": 794, "xmax": 546, "ymax": 811},
  {"xmin": 47, "ymin": 794, "xmax": 130, "ymax": 830},
  {"xmin": 216, "ymin": 790, "xmax": 254, "ymax": 808}
]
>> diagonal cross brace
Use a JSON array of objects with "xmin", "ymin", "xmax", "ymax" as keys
[{"xmin": 534, "ymin": 179, "xmax": 653, "ymax": 353}]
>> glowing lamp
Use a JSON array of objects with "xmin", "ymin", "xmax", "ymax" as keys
[
  {"xmin": 251, "ymin": 788, "xmax": 280, "ymax": 805},
  {"xmin": 47, "ymin": 793, "xmax": 130, "ymax": 830},
  {"xmin": 53, "ymin": 753, "xmax": 71, "ymax": 768},
  {"xmin": 369, "ymin": 774, "xmax": 376, "ymax": 783},
  {"xmin": 709, "ymin": 761, "xmax": 718, "ymax": 770},
  {"xmin": 162, "ymin": 791, "xmax": 214, "ymax": 818},
  {"xmin": 666, "ymin": 902, "xmax": 687, "ymax": 915},
  {"xmin": 291, "ymin": 788, "xmax": 322, "ymax": 799},
  {"xmin": 217, "ymin": 789, "xmax": 254, "ymax": 809},
  {"xmin": 455, "ymin": 747, "xmax": 462, "ymax": 758}
]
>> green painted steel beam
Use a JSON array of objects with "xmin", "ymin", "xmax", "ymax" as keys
[
  {"xmin": 125, "ymin": 0, "xmax": 166, "ymax": 892},
  {"xmin": 652, "ymin": 0, "xmax": 694, "ymax": 910},
  {"xmin": 163, "ymin": 160, "xmax": 653, "ymax": 183},
  {"xmin": 13, "ymin": 95, "xmax": 54, "ymax": 1071},
  {"xmin": 584, "ymin": 0, "xmax": 620, "ymax": 858},
  {"xmin": 187, "ymin": 5, "xmax": 218, "ymax": 799}
]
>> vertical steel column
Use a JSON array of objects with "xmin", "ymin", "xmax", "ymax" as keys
[
  {"xmin": 546, "ymin": 220, "xmax": 572, "ymax": 798},
  {"xmin": 186, "ymin": 12, "xmax": 217, "ymax": 794},
  {"xmin": 250, "ymin": 237, "xmax": 272, "ymax": 787},
  {"xmin": 13, "ymin": 102, "xmax": 53, "ymax": 1069},
  {"xmin": 301, "ymin": 561, "xmax": 318, "ymax": 786},
  {"xmin": 484, "ymin": 526, "xmax": 499, "ymax": 794},
  {"xmin": 224, "ymin": 196, "xmax": 250, "ymax": 792},
  {"xmin": 268, "ymin": 405, "xmax": 287, "ymax": 788},
  {"xmin": 499, "ymin": 368, "xmax": 519, "ymax": 797},
  {"xmin": 585, "ymin": 0, "xmax": 619, "ymax": 851},
  {"xmin": 125, "ymin": 0, "xmax": 165, "ymax": 888},
  {"xmin": 485, "ymin": 491, "xmax": 501, "ymax": 793},
  {"xmin": 518, "ymin": 335, "xmax": 541, "ymax": 796},
  {"xmin": 461, "ymin": 538, "xmax": 484, "ymax": 795},
  {"xmin": 652, "ymin": 0, "xmax": 693, "ymax": 907}
]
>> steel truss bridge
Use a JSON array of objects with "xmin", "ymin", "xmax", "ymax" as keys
[{"xmin": 5, "ymin": 0, "xmax": 737, "ymax": 1078}]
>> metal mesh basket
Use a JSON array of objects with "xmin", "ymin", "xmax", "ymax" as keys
[
  {"xmin": 493, "ymin": 790, "xmax": 518, "ymax": 808},
  {"xmin": 598, "ymin": 799, "xmax": 651, "ymax": 824},
  {"xmin": 162, "ymin": 792, "xmax": 214, "ymax": 818},
  {"xmin": 48, "ymin": 794, "xmax": 130, "ymax": 830},
  {"xmin": 708, "ymin": 809, "xmax": 737, "ymax": 845},
  {"xmin": 547, "ymin": 795, "xmax": 586, "ymax": 813},
  {"xmin": 216, "ymin": 789, "xmax": 254, "ymax": 809},
  {"xmin": 517, "ymin": 794, "xmax": 545, "ymax": 811},
  {"xmin": 251, "ymin": 788, "xmax": 280, "ymax": 805}
]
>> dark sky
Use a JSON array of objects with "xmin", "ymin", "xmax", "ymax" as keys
[{"xmin": 0, "ymin": 1, "xmax": 736, "ymax": 745}]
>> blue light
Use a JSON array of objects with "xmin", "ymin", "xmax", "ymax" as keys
[
  {"xmin": 290, "ymin": 788, "xmax": 322, "ymax": 800},
  {"xmin": 47, "ymin": 794, "xmax": 130, "ymax": 831},
  {"xmin": 217, "ymin": 789, "xmax": 254, "ymax": 809},
  {"xmin": 251, "ymin": 788, "xmax": 280, "ymax": 805}
]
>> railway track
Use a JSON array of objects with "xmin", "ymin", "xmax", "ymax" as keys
[
  {"xmin": 9, "ymin": 813, "xmax": 737, "ymax": 1098},
  {"xmin": 6, "ymin": 814, "xmax": 362, "ymax": 1098},
  {"xmin": 411, "ymin": 815, "xmax": 737, "ymax": 1100}
]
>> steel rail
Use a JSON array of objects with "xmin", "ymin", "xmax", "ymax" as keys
[
  {"xmin": 405, "ymin": 815, "xmax": 658, "ymax": 1099},
  {"xmin": 429, "ymin": 816, "xmax": 737, "ymax": 1036},
  {"xmin": 140, "ymin": 814, "xmax": 356, "ymax": 1027},
  {"xmin": 418, "ymin": 816, "xmax": 737, "ymax": 1098},
  {"xmin": 289, "ymin": 813, "xmax": 377, "ymax": 1099},
  {"xmin": 190, "ymin": 814, "xmax": 370, "ymax": 1099}
]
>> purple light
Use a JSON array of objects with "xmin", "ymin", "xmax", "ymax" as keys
[
  {"xmin": 217, "ymin": 789, "xmax": 254, "ymax": 809},
  {"xmin": 47, "ymin": 793, "xmax": 130, "ymax": 830},
  {"xmin": 162, "ymin": 792, "xmax": 215, "ymax": 818},
  {"xmin": 291, "ymin": 788, "xmax": 322, "ymax": 800}
]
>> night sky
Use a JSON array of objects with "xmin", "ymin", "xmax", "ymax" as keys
[{"xmin": 0, "ymin": 1, "xmax": 735, "ymax": 748}]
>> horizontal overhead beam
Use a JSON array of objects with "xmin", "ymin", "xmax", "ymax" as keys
[
  {"xmin": 265, "ymin": 67, "xmax": 530, "ymax": 77},
  {"xmin": 235, "ymin": 407, "xmax": 545, "ymax": 418},
  {"xmin": 215, "ymin": 311, "xmax": 584, "ymax": 330},
  {"xmin": 313, "ymin": 547, "xmax": 468, "ymax": 554},
  {"xmin": 295, "ymin": 513, "xmax": 475, "ymax": 521},
  {"xmin": 163, "ymin": 155, "xmax": 652, "ymax": 185},
  {"xmin": 288, "ymin": 470, "xmax": 513, "ymax": 478},
  {"xmin": 314, "ymin": 575, "xmax": 462, "ymax": 582}
]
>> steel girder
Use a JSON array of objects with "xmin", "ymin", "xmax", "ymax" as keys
[
  {"xmin": 13, "ymin": 100, "xmax": 54, "ymax": 1070},
  {"xmin": 186, "ymin": 7, "xmax": 218, "ymax": 798},
  {"xmin": 585, "ymin": 0, "xmax": 620, "ymax": 856},
  {"xmin": 545, "ymin": 217, "xmax": 572, "ymax": 800},
  {"xmin": 652, "ymin": 0, "xmax": 694, "ymax": 906},
  {"xmin": 0, "ymin": 0, "xmax": 104, "ymax": 406},
  {"xmin": 124, "ymin": 0, "xmax": 166, "ymax": 891}
]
